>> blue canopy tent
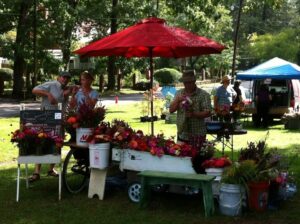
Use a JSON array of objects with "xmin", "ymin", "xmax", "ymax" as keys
[{"xmin": 236, "ymin": 57, "xmax": 300, "ymax": 80}]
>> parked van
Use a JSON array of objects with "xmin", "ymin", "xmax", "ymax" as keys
[{"xmin": 244, "ymin": 79, "xmax": 300, "ymax": 122}]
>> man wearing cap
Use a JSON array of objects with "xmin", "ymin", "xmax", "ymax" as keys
[
  {"xmin": 214, "ymin": 75, "xmax": 237, "ymax": 115},
  {"xmin": 32, "ymin": 71, "xmax": 72, "ymax": 110},
  {"xmin": 29, "ymin": 71, "xmax": 72, "ymax": 182},
  {"xmin": 169, "ymin": 70, "xmax": 211, "ymax": 145}
]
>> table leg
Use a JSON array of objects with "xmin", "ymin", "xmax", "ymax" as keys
[
  {"xmin": 88, "ymin": 168, "xmax": 107, "ymax": 200},
  {"xmin": 201, "ymin": 182, "xmax": 215, "ymax": 217},
  {"xmin": 16, "ymin": 164, "xmax": 20, "ymax": 202},
  {"xmin": 25, "ymin": 163, "xmax": 29, "ymax": 189},
  {"xmin": 58, "ymin": 162, "xmax": 61, "ymax": 201},
  {"xmin": 139, "ymin": 177, "xmax": 151, "ymax": 208}
]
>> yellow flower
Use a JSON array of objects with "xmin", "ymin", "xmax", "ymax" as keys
[{"xmin": 38, "ymin": 132, "xmax": 47, "ymax": 138}]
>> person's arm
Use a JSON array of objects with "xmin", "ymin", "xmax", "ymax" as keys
[
  {"xmin": 32, "ymin": 88, "xmax": 57, "ymax": 105},
  {"xmin": 187, "ymin": 110, "xmax": 211, "ymax": 119},
  {"xmin": 186, "ymin": 92, "xmax": 212, "ymax": 119},
  {"xmin": 169, "ymin": 94, "xmax": 183, "ymax": 113},
  {"xmin": 232, "ymin": 88, "xmax": 237, "ymax": 102},
  {"xmin": 269, "ymin": 94, "xmax": 272, "ymax": 101}
]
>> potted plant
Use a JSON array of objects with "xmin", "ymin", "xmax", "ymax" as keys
[
  {"xmin": 246, "ymin": 151, "xmax": 281, "ymax": 212},
  {"xmin": 87, "ymin": 122, "xmax": 112, "ymax": 169},
  {"xmin": 219, "ymin": 160, "xmax": 256, "ymax": 216},
  {"xmin": 238, "ymin": 133, "xmax": 282, "ymax": 212},
  {"xmin": 201, "ymin": 156, "xmax": 232, "ymax": 196},
  {"xmin": 65, "ymin": 102, "xmax": 106, "ymax": 146},
  {"xmin": 11, "ymin": 127, "xmax": 63, "ymax": 155}
]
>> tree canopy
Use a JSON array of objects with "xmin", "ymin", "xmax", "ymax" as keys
[{"xmin": 0, "ymin": 0, "xmax": 299, "ymax": 97}]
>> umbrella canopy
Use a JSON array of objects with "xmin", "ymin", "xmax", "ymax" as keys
[
  {"xmin": 236, "ymin": 57, "xmax": 300, "ymax": 80},
  {"xmin": 74, "ymin": 17, "xmax": 225, "ymax": 58},
  {"xmin": 74, "ymin": 17, "xmax": 226, "ymax": 135}
]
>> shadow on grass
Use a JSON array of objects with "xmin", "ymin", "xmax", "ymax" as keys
[
  {"xmin": 1, "ymin": 158, "xmax": 300, "ymax": 224},
  {"xmin": 106, "ymin": 110, "xmax": 125, "ymax": 114}
]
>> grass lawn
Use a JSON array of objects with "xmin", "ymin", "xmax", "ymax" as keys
[{"xmin": 0, "ymin": 102, "xmax": 300, "ymax": 224}]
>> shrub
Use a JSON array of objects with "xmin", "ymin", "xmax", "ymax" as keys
[
  {"xmin": 154, "ymin": 68, "xmax": 181, "ymax": 86},
  {"xmin": 0, "ymin": 68, "xmax": 13, "ymax": 95},
  {"xmin": 0, "ymin": 68, "xmax": 13, "ymax": 81},
  {"xmin": 133, "ymin": 81, "xmax": 150, "ymax": 91}
]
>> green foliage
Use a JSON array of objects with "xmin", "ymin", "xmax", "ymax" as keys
[
  {"xmin": 221, "ymin": 160, "xmax": 257, "ymax": 187},
  {"xmin": 154, "ymin": 68, "xmax": 181, "ymax": 86},
  {"xmin": 246, "ymin": 28, "xmax": 299, "ymax": 64},
  {"xmin": 0, "ymin": 68, "xmax": 13, "ymax": 81},
  {"xmin": 239, "ymin": 132, "xmax": 268, "ymax": 162}
]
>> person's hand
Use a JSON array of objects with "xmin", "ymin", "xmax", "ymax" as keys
[
  {"xmin": 71, "ymin": 85, "xmax": 79, "ymax": 95},
  {"xmin": 47, "ymin": 93, "xmax": 57, "ymax": 105},
  {"xmin": 175, "ymin": 95, "xmax": 185, "ymax": 105}
]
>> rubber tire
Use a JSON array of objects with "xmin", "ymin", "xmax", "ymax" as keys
[
  {"xmin": 127, "ymin": 182, "xmax": 141, "ymax": 203},
  {"xmin": 62, "ymin": 148, "xmax": 89, "ymax": 194}
]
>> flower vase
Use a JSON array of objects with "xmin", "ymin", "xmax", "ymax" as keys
[{"xmin": 76, "ymin": 128, "xmax": 93, "ymax": 147}]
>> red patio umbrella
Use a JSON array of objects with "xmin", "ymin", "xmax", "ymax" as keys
[{"xmin": 74, "ymin": 17, "xmax": 226, "ymax": 135}]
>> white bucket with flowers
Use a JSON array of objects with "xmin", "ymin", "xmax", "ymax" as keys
[
  {"xmin": 202, "ymin": 157, "xmax": 232, "ymax": 196},
  {"xmin": 76, "ymin": 128, "xmax": 93, "ymax": 147},
  {"xmin": 65, "ymin": 102, "xmax": 106, "ymax": 147},
  {"xmin": 88, "ymin": 123, "xmax": 112, "ymax": 169}
]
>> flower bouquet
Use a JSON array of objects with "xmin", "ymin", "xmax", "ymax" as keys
[
  {"xmin": 86, "ymin": 122, "xmax": 112, "ymax": 144},
  {"xmin": 202, "ymin": 156, "xmax": 232, "ymax": 169},
  {"xmin": 11, "ymin": 127, "xmax": 63, "ymax": 155},
  {"xmin": 65, "ymin": 102, "xmax": 106, "ymax": 129},
  {"xmin": 180, "ymin": 96, "xmax": 193, "ymax": 112},
  {"xmin": 216, "ymin": 104, "xmax": 231, "ymax": 122},
  {"xmin": 64, "ymin": 102, "xmax": 106, "ymax": 145}
]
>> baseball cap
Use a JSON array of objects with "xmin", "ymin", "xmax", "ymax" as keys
[{"xmin": 59, "ymin": 71, "xmax": 71, "ymax": 78}]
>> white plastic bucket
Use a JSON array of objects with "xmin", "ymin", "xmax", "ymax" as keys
[
  {"xmin": 89, "ymin": 143, "xmax": 110, "ymax": 169},
  {"xmin": 76, "ymin": 128, "xmax": 93, "ymax": 147},
  {"xmin": 219, "ymin": 184, "xmax": 245, "ymax": 216},
  {"xmin": 205, "ymin": 168, "xmax": 224, "ymax": 196}
]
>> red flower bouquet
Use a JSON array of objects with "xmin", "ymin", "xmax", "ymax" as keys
[
  {"xmin": 201, "ymin": 156, "xmax": 232, "ymax": 169},
  {"xmin": 86, "ymin": 122, "xmax": 112, "ymax": 144},
  {"xmin": 65, "ymin": 102, "xmax": 106, "ymax": 129},
  {"xmin": 11, "ymin": 127, "xmax": 63, "ymax": 155}
]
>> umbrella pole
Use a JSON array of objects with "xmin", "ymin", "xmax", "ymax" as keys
[{"xmin": 149, "ymin": 48, "xmax": 154, "ymax": 136}]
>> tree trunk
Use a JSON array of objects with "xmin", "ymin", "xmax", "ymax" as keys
[
  {"xmin": 132, "ymin": 73, "xmax": 137, "ymax": 88},
  {"xmin": 117, "ymin": 69, "xmax": 122, "ymax": 91},
  {"xmin": 107, "ymin": 57, "xmax": 116, "ymax": 90},
  {"xmin": 0, "ymin": 79, "xmax": 4, "ymax": 95},
  {"xmin": 62, "ymin": 0, "xmax": 79, "ymax": 70},
  {"xmin": 12, "ymin": 0, "xmax": 33, "ymax": 98},
  {"xmin": 106, "ymin": 0, "xmax": 118, "ymax": 91},
  {"xmin": 99, "ymin": 74, "xmax": 104, "ymax": 93}
]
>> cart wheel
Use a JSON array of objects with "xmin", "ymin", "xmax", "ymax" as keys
[
  {"xmin": 128, "ymin": 182, "xmax": 141, "ymax": 203},
  {"xmin": 62, "ymin": 148, "xmax": 89, "ymax": 194}
]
